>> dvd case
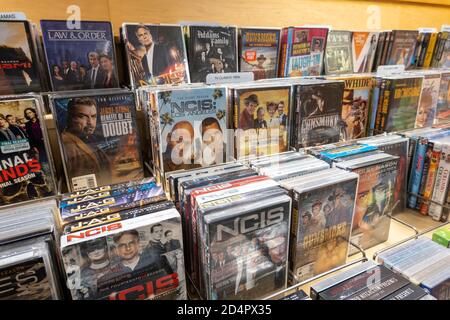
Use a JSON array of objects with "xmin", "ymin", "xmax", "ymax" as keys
[
  {"xmin": 328, "ymin": 74, "xmax": 373, "ymax": 140},
  {"xmin": 0, "ymin": 20, "xmax": 42, "ymax": 94},
  {"xmin": 290, "ymin": 172, "xmax": 358, "ymax": 282},
  {"xmin": 61, "ymin": 208, "xmax": 186, "ymax": 300},
  {"xmin": 233, "ymin": 84, "xmax": 291, "ymax": 158},
  {"xmin": 352, "ymin": 31, "xmax": 379, "ymax": 73},
  {"xmin": 122, "ymin": 23, "xmax": 189, "ymax": 87},
  {"xmin": 186, "ymin": 25, "xmax": 238, "ymax": 83},
  {"xmin": 238, "ymin": 27, "xmax": 280, "ymax": 80},
  {"xmin": 40, "ymin": 20, "xmax": 119, "ymax": 91},
  {"xmin": 324, "ymin": 30, "xmax": 353, "ymax": 75},
  {"xmin": 0, "ymin": 95, "xmax": 56, "ymax": 206},
  {"xmin": 293, "ymin": 81, "xmax": 345, "ymax": 148},
  {"xmin": 50, "ymin": 89, "xmax": 144, "ymax": 192}
]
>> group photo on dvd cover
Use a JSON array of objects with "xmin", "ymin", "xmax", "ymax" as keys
[{"xmin": 0, "ymin": 0, "xmax": 450, "ymax": 306}]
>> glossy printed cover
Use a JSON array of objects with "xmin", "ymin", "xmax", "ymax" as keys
[
  {"xmin": 347, "ymin": 157, "xmax": 399, "ymax": 250},
  {"xmin": 0, "ymin": 97, "xmax": 56, "ymax": 206},
  {"xmin": 385, "ymin": 76, "xmax": 423, "ymax": 132},
  {"xmin": 283, "ymin": 27, "xmax": 328, "ymax": 77},
  {"xmin": 352, "ymin": 31, "xmax": 379, "ymax": 73},
  {"xmin": 187, "ymin": 25, "xmax": 237, "ymax": 83},
  {"xmin": 436, "ymin": 71, "xmax": 450, "ymax": 125},
  {"xmin": 0, "ymin": 20, "xmax": 42, "ymax": 94},
  {"xmin": 239, "ymin": 28, "xmax": 280, "ymax": 80},
  {"xmin": 61, "ymin": 209, "xmax": 186, "ymax": 300},
  {"xmin": 234, "ymin": 85, "xmax": 291, "ymax": 158},
  {"xmin": 386, "ymin": 30, "xmax": 418, "ymax": 69},
  {"xmin": 291, "ymin": 175, "xmax": 357, "ymax": 282},
  {"xmin": 156, "ymin": 86, "xmax": 228, "ymax": 173},
  {"xmin": 415, "ymin": 73, "xmax": 441, "ymax": 128},
  {"xmin": 295, "ymin": 81, "xmax": 345, "ymax": 148},
  {"xmin": 122, "ymin": 24, "xmax": 189, "ymax": 87},
  {"xmin": 0, "ymin": 257, "xmax": 53, "ymax": 300},
  {"xmin": 324, "ymin": 30, "xmax": 353, "ymax": 75},
  {"xmin": 330, "ymin": 75, "xmax": 373, "ymax": 140},
  {"xmin": 51, "ymin": 91, "xmax": 144, "ymax": 192},
  {"xmin": 40, "ymin": 20, "xmax": 119, "ymax": 91},
  {"xmin": 203, "ymin": 196, "xmax": 291, "ymax": 300}
]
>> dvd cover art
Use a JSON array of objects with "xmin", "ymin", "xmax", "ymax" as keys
[
  {"xmin": 324, "ymin": 31, "xmax": 353, "ymax": 75},
  {"xmin": 386, "ymin": 30, "xmax": 418, "ymax": 69},
  {"xmin": 239, "ymin": 28, "xmax": 280, "ymax": 80},
  {"xmin": 0, "ymin": 20, "xmax": 41, "ymax": 95},
  {"xmin": 352, "ymin": 32, "xmax": 379, "ymax": 73},
  {"xmin": 415, "ymin": 73, "xmax": 441, "ymax": 128},
  {"xmin": 436, "ymin": 71, "xmax": 450, "ymax": 125},
  {"xmin": 187, "ymin": 26, "xmax": 237, "ymax": 83},
  {"xmin": 0, "ymin": 97, "xmax": 56, "ymax": 206},
  {"xmin": 204, "ymin": 197, "xmax": 291, "ymax": 300},
  {"xmin": 52, "ymin": 91, "xmax": 144, "ymax": 192},
  {"xmin": 385, "ymin": 77, "xmax": 423, "ymax": 132},
  {"xmin": 40, "ymin": 20, "xmax": 119, "ymax": 91},
  {"xmin": 123, "ymin": 24, "xmax": 189, "ymax": 87},
  {"xmin": 330, "ymin": 75, "xmax": 373, "ymax": 140},
  {"xmin": 61, "ymin": 211, "xmax": 186, "ymax": 300},
  {"xmin": 234, "ymin": 86, "xmax": 290, "ymax": 158},
  {"xmin": 157, "ymin": 87, "xmax": 227, "ymax": 173},
  {"xmin": 283, "ymin": 27, "xmax": 328, "ymax": 77},
  {"xmin": 435, "ymin": 32, "xmax": 450, "ymax": 68},
  {"xmin": 0, "ymin": 257, "xmax": 53, "ymax": 300},
  {"xmin": 350, "ymin": 157, "xmax": 399, "ymax": 250},
  {"xmin": 292, "ymin": 177, "xmax": 357, "ymax": 282},
  {"xmin": 296, "ymin": 82, "xmax": 345, "ymax": 148}
]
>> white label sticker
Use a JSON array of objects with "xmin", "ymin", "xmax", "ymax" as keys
[
  {"xmin": 0, "ymin": 12, "xmax": 27, "ymax": 20},
  {"xmin": 376, "ymin": 64, "xmax": 405, "ymax": 77},
  {"xmin": 418, "ymin": 27, "xmax": 437, "ymax": 33},
  {"xmin": 72, "ymin": 174, "xmax": 98, "ymax": 192},
  {"xmin": 441, "ymin": 25, "xmax": 450, "ymax": 32},
  {"xmin": 301, "ymin": 24, "xmax": 333, "ymax": 30},
  {"xmin": 0, "ymin": 139, "xmax": 30, "ymax": 154},
  {"xmin": 206, "ymin": 72, "xmax": 254, "ymax": 85},
  {"xmin": 348, "ymin": 234, "xmax": 363, "ymax": 256},
  {"xmin": 295, "ymin": 262, "xmax": 315, "ymax": 281}
]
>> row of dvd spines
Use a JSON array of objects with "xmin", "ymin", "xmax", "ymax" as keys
[{"xmin": 1, "ymin": 18, "xmax": 449, "ymax": 98}]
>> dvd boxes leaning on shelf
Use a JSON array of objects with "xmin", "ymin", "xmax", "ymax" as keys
[
  {"xmin": 292, "ymin": 80, "xmax": 345, "ymax": 149},
  {"xmin": 352, "ymin": 31, "xmax": 379, "ymax": 73},
  {"xmin": 143, "ymin": 85, "xmax": 229, "ymax": 189},
  {"xmin": 324, "ymin": 30, "xmax": 353, "ymax": 75},
  {"xmin": 286, "ymin": 169, "xmax": 358, "ymax": 283},
  {"xmin": 0, "ymin": 20, "xmax": 42, "ymax": 95},
  {"xmin": 335, "ymin": 152, "xmax": 400, "ymax": 251},
  {"xmin": 327, "ymin": 74, "xmax": 374, "ymax": 140},
  {"xmin": 121, "ymin": 23, "xmax": 190, "ymax": 87},
  {"xmin": 238, "ymin": 27, "xmax": 281, "ymax": 80},
  {"xmin": 0, "ymin": 199, "xmax": 63, "ymax": 300},
  {"xmin": 185, "ymin": 25, "xmax": 238, "ymax": 83},
  {"xmin": 0, "ymin": 94, "xmax": 56, "ymax": 206},
  {"xmin": 40, "ymin": 20, "xmax": 119, "ymax": 91},
  {"xmin": 377, "ymin": 237, "xmax": 450, "ymax": 300},
  {"xmin": 231, "ymin": 83, "xmax": 292, "ymax": 159},
  {"xmin": 279, "ymin": 27, "xmax": 328, "ymax": 77},
  {"xmin": 61, "ymin": 205, "xmax": 186, "ymax": 300},
  {"xmin": 49, "ymin": 89, "xmax": 144, "ymax": 192}
]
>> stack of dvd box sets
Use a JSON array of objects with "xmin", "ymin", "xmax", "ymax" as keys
[{"xmin": 1, "ymin": 15, "xmax": 450, "ymax": 301}]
